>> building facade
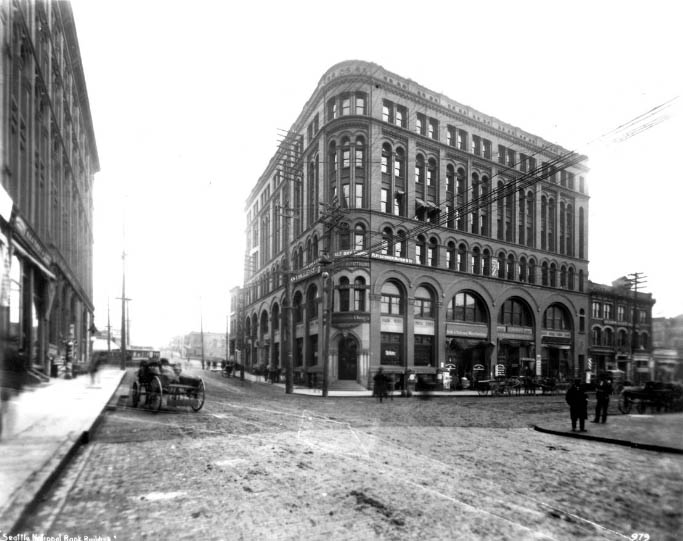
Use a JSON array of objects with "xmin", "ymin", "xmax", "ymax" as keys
[
  {"xmin": 236, "ymin": 60, "xmax": 590, "ymax": 390},
  {"xmin": 652, "ymin": 315, "xmax": 683, "ymax": 382},
  {"xmin": 587, "ymin": 280, "xmax": 655, "ymax": 384},
  {"xmin": 1, "ymin": 1, "xmax": 98, "ymax": 379}
]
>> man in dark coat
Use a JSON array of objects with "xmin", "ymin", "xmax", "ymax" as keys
[
  {"xmin": 566, "ymin": 379, "xmax": 588, "ymax": 432},
  {"xmin": 593, "ymin": 373, "xmax": 613, "ymax": 423},
  {"xmin": 373, "ymin": 367, "xmax": 388, "ymax": 403}
]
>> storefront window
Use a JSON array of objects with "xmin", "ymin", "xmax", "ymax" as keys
[
  {"xmin": 380, "ymin": 332, "xmax": 402, "ymax": 366},
  {"xmin": 414, "ymin": 335, "xmax": 434, "ymax": 366}
]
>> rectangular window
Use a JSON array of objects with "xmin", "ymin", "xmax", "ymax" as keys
[
  {"xmin": 341, "ymin": 95, "xmax": 351, "ymax": 116},
  {"xmin": 382, "ymin": 100, "xmax": 392, "ymax": 123},
  {"xmin": 507, "ymin": 148, "xmax": 515, "ymax": 167},
  {"xmin": 604, "ymin": 304, "xmax": 613, "ymax": 320},
  {"xmin": 457, "ymin": 130, "xmax": 467, "ymax": 151},
  {"xmin": 472, "ymin": 135, "xmax": 481, "ymax": 156},
  {"xmin": 355, "ymin": 93, "xmax": 366, "ymax": 115},
  {"xmin": 393, "ymin": 193, "xmax": 402, "ymax": 216},
  {"xmin": 343, "ymin": 184, "xmax": 350, "ymax": 209},
  {"xmin": 483, "ymin": 139, "xmax": 492, "ymax": 159},
  {"xmin": 447, "ymin": 125, "xmax": 456, "ymax": 146},
  {"xmin": 428, "ymin": 118, "xmax": 438, "ymax": 140},
  {"xmin": 416, "ymin": 113, "xmax": 426, "ymax": 135},
  {"xmin": 520, "ymin": 153, "xmax": 528, "ymax": 172},
  {"xmin": 414, "ymin": 335, "xmax": 434, "ymax": 366},
  {"xmin": 617, "ymin": 305, "xmax": 625, "ymax": 321},
  {"xmin": 380, "ymin": 188, "xmax": 389, "ymax": 213},
  {"xmin": 592, "ymin": 302, "xmax": 601, "ymax": 318},
  {"xmin": 396, "ymin": 105, "xmax": 407, "ymax": 127},
  {"xmin": 355, "ymin": 183, "xmax": 363, "ymax": 208},
  {"xmin": 381, "ymin": 333, "xmax": 403, "ymax": 366}
]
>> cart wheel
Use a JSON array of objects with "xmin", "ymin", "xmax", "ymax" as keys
[
  {"xmin": 636, "ymin": 400, "xmax": 647, "ymax": 414},
  {"xmin": 131, "ymin": 381, "xmax": 140, "ymax": 408},
  {"xmin": 190, "ymin": 379, "xmax": 205, "ymax": 412},
  {"xmin": 147, "ymin": 376, "xmax": 163, "ymax": 413},
  {"xmin": 618, "ymin": 394, "xmax": 632, "ymax": 414}
]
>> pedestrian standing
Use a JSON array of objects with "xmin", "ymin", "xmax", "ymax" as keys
[
  {"xmin": 566, "ymin": 379, "xmax": 588, "ymax": 432},
  {"xmin": 89, "ymin": 354, "xmax": 101, "ymax": 385},
  {"xmin": 373, "ymin": 367, "xmax": 388, "ymax": 403},
  {"xmin": 592, "ymin": 373, "xmax": 613, "ymax": 423}
]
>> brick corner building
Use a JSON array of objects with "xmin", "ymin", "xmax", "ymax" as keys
[{"xmin": 231, "ymin": 60, "xmax": 590, "ymax": 392}]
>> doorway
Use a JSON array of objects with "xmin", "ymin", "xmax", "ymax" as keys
[{"xmin": 337, "ymin": 335, "xmax": 358, "ymax": 380}]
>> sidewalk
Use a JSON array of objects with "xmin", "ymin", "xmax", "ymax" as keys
[
  {"xmin": 0, "ymin": 367, "xmax": 125, "ymax": 534},
  {"xmin": 534, "ymin": 411, "xmax": 683, "ymax": 454}
]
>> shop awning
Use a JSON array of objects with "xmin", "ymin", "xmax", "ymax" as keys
[
  {"xmin": 11, "ymin": 241, "xmax": 56, "ymax": 280},
  {"xmin": 409, "ymin": 366, "xmax": 438, "ymax": 374}
]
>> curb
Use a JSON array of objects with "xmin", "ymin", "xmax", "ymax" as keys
[
  {"xmin": 533, "ymin": 425, "xmax": 683, "ymax": 455},
  {"xmin": 9, "ymin": 370, "xmax": 127, "ymax": 534}
]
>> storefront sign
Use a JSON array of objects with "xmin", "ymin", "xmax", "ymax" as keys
[
  {"xmin": 446, "ymin": 322, "xmax": 488, "ymax": 338},
  {"xmin": 290, "ymin": 264, "xmax": 321, "ymax": 283},
  {"xmin": 332, "ymin": 312, "xmax": 370, "ymax": 328},
  {"xmin": 414, "ymin": 319, "xmax": 434, "ymax": 335},
  {"xmin": 381, "ymin": 316, "xmax": 404, "ymax": 333},
  {"xmin": 371, "ymin": 253, "xmax": 413, "ymax": 265},
  {"xmin": 13, "ymin": 215, "xmax": 52, "ymax": 265},
  {"xmin": 541, "ymin": 330, "xmax": 571, "ymax": 339}
]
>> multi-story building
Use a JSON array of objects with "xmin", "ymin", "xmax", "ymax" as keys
[
  {"xmin": 588, "ymin": 280, "xmax": 655, "ymax": 384},
  {"xmin": 1, "ymin": 1, "xmax": 98, "ymax": 378},
  {"xmin": 236, "ymin": 60, "xmax": 590, "ymax": 391},
  {"xmin": 652, "ymin": 315, "xmax": 683, "ymax": 382}
]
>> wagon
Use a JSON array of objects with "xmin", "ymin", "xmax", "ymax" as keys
[
  {"xmin": 130, "ymin": 359, "xmax": 205, "ymax": 412},
  {"xmin": 618, "ymin": 381, "xmax": 681, "ymax": 414}
]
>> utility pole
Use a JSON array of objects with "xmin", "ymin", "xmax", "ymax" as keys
[
  {"xmin": 200, "ymin": 297, "xmax": 205, "ymax": 370},
  {"xmin": 107, "ymin": 298, "xmax": 112, "ymax": 365},
  {"xmin": 117, "ymin": 250, "xmax": 131, "ymax": 370},
  {"xmin": 627, "ymin": 272, "xmax": 647, "ymax": 382}
]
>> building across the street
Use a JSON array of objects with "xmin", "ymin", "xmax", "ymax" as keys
[
  {"xmin": 587, "ymin": 279, "xmax": 655, "ymax": 384},
  {"xmin": 1, "ymin": 1, "xmax": 98, "ymax": 379},
  {"xmin": 231, "ymin": 60, "xmax": 592, "ymax": 391},
  {"xmin": 652, "ymin": 315, "xmax": 683, "ymax": 382}
]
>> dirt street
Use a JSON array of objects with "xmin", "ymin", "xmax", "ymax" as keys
[{"xmin": 22, "ymin": 370, "xmax": 683, "ymax": 540}]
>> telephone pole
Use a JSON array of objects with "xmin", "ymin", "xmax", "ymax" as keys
[
  {"xmin": 627, "ymin": 272, "xmax": 648, "ymax": 382},
  {"xmin": 117, "ymin": 250, "xmax": 131, "ymax": 370}
]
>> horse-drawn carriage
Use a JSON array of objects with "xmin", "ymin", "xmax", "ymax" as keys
[
  {"xmin": 130, "ymin": 358, "xmax": 205, "ymax": 412},
  {"xmin": 618, "ymin": 381, "xmax": 682, "ymax": 414}
]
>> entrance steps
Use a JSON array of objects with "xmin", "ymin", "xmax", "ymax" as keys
[{"xmin": 328, "ymin": 380, "xmax": 367, "ymax": 392}]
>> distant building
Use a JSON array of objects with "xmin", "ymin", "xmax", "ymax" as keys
[
  {"xmin": 183, "ymin": 331, "xmax": 226, "ymax": 364},
  {"xmin": 233, "ymin": 60, "xmax": 591, "ymax": 390},
  {"xmin": 1, "ymin": 1, "xmax": 99, "ymax": 378},
  {"xmin": 588, "ymin": 280, "xmax": 655, "ymax": 384},
  {"xmin": 652, "ymin": 315, "xmax": 683, "ymax": 382}
]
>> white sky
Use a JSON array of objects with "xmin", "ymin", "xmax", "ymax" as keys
[{"xmin": 69, "ymin": 0, "xmax": 683, "ymax": 347}]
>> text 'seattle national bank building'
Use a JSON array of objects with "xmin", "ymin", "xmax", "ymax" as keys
[{"xmin": 233, "ymin": 60, "xmax": 590, "ymax": 391}]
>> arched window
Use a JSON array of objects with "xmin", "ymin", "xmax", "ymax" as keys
[
  {"xmin": 568, "ymin": 267, "xmax": 575, "ymax": 290},
  {"xmin": 458, "ymin": 243, "xmax": 467, "ymax": 272},
  {"xmin": 415, "ymin": 154, "xmax": 425, "ymax": 184},
  {"xmin": 456, "ymin": 167, "xmax": 466, "ymax": 230},
  {"xmin": 592, "ymin": 327, "xmax": 602, "ymax": 346},
  {"xmin": 381, "ymin": 281, "xmax": 404, "ymax": 315},
  {"xmin": 519, "ymin": 257, "xmax": 527, "ymax": 282},
  {"xmin": 260, "ymin": 310, "xmax": 269, "ymax": 334},
  {"xmin": 447, "ymin": 241, "xmax": 456, "ymax": 270},
  {"xmin": 541, "ymin": 261, "xmax": 549, "ymax": 286},
  {"xmin": 341, "ymin": 136, "xmax": 351, "ymax": 171},
  {"xmin": 506, "ymin": 254, "xmax": 515, "ymax": 280},
  {"xmin": 543, "ymin": 304, "xmax": 571, "ymax": 330},
  {"xmin": 293, "ymin": 291, "xmax": 303, "ymax": 323},
  {"xmin": 381, "ymin": 143, "xmax": 391, "ymax": 176},
  {"xmin": 354, "ymin": 224, "xmax": 366, "ymax": 251},
  {"xmin": 497, "ymin": 251, "xmax": 505, "ymax": 279},
  {"xmin": 604, "ymin": 328, "xmax": 614, "ymax": 346},
  {"xmin": 560, "ymin": 265, "xmax": 567, "ymax": 288},
  {"xmin": 483, "ymin": 248, "xmax": 491, "ymax": 276},
  {"xmin": 272, "ymin": 303, "xmax": 280, "ymax": 330},
  {"xmin": 427, "ymin": 158, "xmax": 437, "ymax": 187},
  {"xmin": 550, "ymin": 263, "xmax": 557, "ymax": 288},
  {"xmin": 355, "ymin": 137, "xmax": 365, "ymax": 170},
  {"xmin": 416, "ymin": 235, "xmax": 426, "ymax": 265},
  {"xmin": 395, "ymin": 230, "xmax": 407, "ymax": 258},
  {"xmin": 414, "ymin": 286, "xmax": 434, "ymax": 318},
  {"xmin": 306, "ymin": 285, "xmax": 319, "ymax": 319},
  {"xmin": 395, "ymin": 147, "xmax": 405, "ymax": 181},
  {"xmin": 381, "ymin": 227, "xmax": 393, "ymax": 255},
  {"xmin": 354, "ymin": 277, "xmax": 366, "ymax": 311},
  {"xmin": 339, "ymin": 277, "xmax": 350, "ymax": 312},
  {"xmin": 528, "ymin": 258, "xmax": 536, "ymax": 284},
  {"xmin": 472, "ymin": 246, "xmax": 481, "ymax": 274},
  {"xmin": 448, "ymin": 291, "xmax": 487, "ymax": 323},
  {"xmin": 471, "ymin": 173, "xmax": 481, "ymax": 234},
  {"xmin": 428, "ymin": 237, "xmax": 438, "ymax": 267},
  {"xmin": 499, "ymin": 298, "xmax": 533, "ymax": 327},
  {"xmin": 526, "ymin": 191, "xmax": 535, "ymax": 247}
]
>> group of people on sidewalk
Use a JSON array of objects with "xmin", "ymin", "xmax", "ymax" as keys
[{"xmin": 565, "ymin": 373, "xmax": 614, "ymax": 432}]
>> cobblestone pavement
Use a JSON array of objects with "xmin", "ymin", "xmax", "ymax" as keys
[{"xmin": 20, "ymin": 370, "xmax": 683, "ymax": 541}]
